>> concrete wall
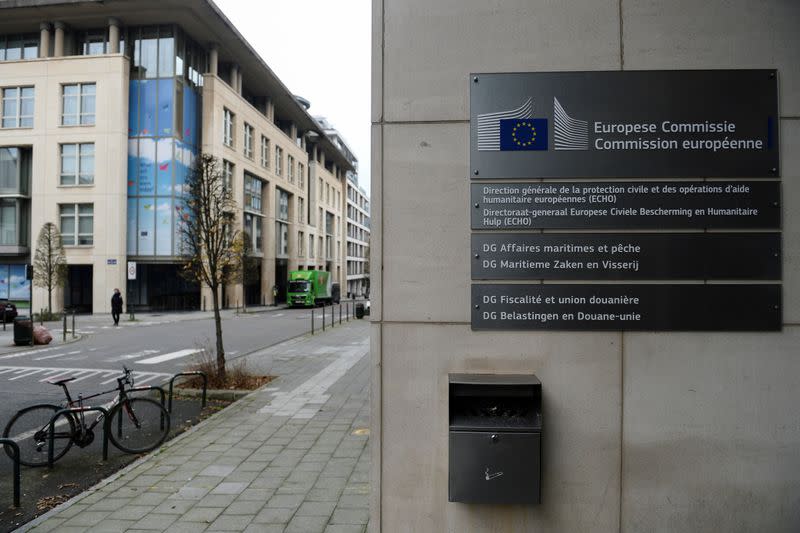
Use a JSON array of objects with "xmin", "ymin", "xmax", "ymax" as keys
[{"xmin": 371, "ymin": 1, "xmax": 800, "ymax": 532}]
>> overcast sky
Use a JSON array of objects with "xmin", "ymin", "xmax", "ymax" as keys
[{"xmin": 214, "ymin": 0, "xmax": 371, "ymax": 196}]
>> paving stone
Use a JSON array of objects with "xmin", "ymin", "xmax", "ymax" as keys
[
  {"xmin": 199, "ymin": 464, "xmax": 236, "ymax": 477},
  {"xmin": 181, "ymin": 506, "xmax": 224, "ymax": 522},
  {"xmin": 61, "ymin": 511, "xmax": 111, "ymax": 528},
  {"xmin": 324, "ymin": 523, "xmax": 368, "ymax": 533},
  {"xmin": 131, "ymin": 513, "xmax": 179, "ymax": 530},
  {"xmin": 85, "ymin": 519, "xmax": 139, "ymax": 532},
  {"xmin": 330, "ymin": 507, "xmax": 370, "ymax": 525},
  {"xmin": 113, "ymin": 505, "xmax": 155, "ymax": 521},
  {"xmin": 210, "ymin": 481, "xmax": 249, "ymax": 495},
  {"xmin": 285, "ymin": 514, "xmax": 330, "ymax": 533},
  {"xmin": 296, "ymin": 500, "xmax": 337, "ymax": 516},
  {"xmin": 86, "ymin": 497, "xmax": 132, "ymax": 512},
  {"xmin": 237, "ymin": 488, "xmax": 275, "ymax": 501},
  {"xmin": 223, "ymin": 500, "xmax": 264, "ymax": 515},
  {"xmin": 206, "ymin": 514, "xmax": 253, "ymax": 531},
  {"xmin": 252, "ymin": 506, "xmax": 296, "ymax": 524},
  {"xmin": 196, "ymin": 494, "xmax": 238, "ymax": 507}
]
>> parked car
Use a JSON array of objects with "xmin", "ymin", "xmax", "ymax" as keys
[{"xmin": 0, "ymin": 300, "xmax": 18, "ymax": 322}]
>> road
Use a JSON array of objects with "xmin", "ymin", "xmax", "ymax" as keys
[{"xmin": 0, "ymin": 307, "xmax": 324, "ymax": 432}]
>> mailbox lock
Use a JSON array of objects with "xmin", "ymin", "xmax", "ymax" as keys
[{"xmin": 491, "ymin": 434, "xmax": 498, "ymax": 443}]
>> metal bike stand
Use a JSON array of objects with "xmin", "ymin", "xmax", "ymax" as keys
[
  {"xmin": 167, "ymin": 371, "xmax": 208, "ymax": 414},
  {"xmin": 129, "ymin": 385, "xmax": 168, "ymax": 430},
  {"xmin": 48, "ymin": 406, "xmax": 109, "ymax": 467},
  {"xmin": 0, "ymin": 438, "xmax": 21, "ymax": 507}
]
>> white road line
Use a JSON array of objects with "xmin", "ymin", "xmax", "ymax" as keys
[
  {"xmin": 0, "ymin": 346, "xmax": 58, "ymax": 360},
  {"xmin": 8, "ymin": 369, "xmax": 46, "ymax": 381},
  {"xmin": 105, "ymin": 350, "xmax": 160, "ymax": 363},
  {"xmin": 136, "ymin": 349, "xmax": 201, "ymax": 365},
  {"xmin": 71, "ymin": 370, "xmax": 102, "ymax": 383},
  {"xmin": 34, "ymin": 350, "xmax": 82, "ymax": 361},
  {"xmin": 134, "ymin": 373, "xmax": 165, "ymax": 386}
]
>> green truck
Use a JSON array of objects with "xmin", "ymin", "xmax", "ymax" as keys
[{"xmin": 287, "ymin": 270, "xmax": 339, "ymax": 307}]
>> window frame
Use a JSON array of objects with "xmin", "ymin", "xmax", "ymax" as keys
[
  {"xmin": 61, "ymin": 83, "xmax": 96, "ymax": 126},
  {"xmin": 223, "ymin": 107, "xmax": 234, "ymax": 147},
  {"xmin": 260, "ymin": 135, "xmax": 270, "ymax": 168},
  {"xmin": 243, "ymin": 122, "xmax": 254, "ymax": 159},
  {"xmin": 59, "ymin": 143, "xmax": 95, "ymax": 186},
  {"xmin": 1, "ymin": 86, "xmax": 34, "ymax": 128},
  {"xmin": 60, "ymin": 203, "xmax": 94, "ymax": 246}
]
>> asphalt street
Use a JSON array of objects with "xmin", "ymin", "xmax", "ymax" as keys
[{"xmin": 0, "ymin": 307, "xmax": 325, "ymax": 434}]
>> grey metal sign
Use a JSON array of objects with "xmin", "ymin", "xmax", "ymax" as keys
[
  {"xmin": 471, "ymin": 181, "xmax": 780, "ymax": 230},
  {"xmin": 472, "ymin": 233, "xmax": 781, "ymax": 280},
  {"xmin": 472, "ymin": 284, "xmax": 781, "ymax": 331},
  {"xmin": 470, "ymin": 70, "xmax": 779, "ymax": 179}
]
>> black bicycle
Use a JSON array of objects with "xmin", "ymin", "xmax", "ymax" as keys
[{"xmin": 2, "ymin": 367, "xmax": 170, "ymax": 467}]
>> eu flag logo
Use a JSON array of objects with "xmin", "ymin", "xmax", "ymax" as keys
[{"xmin": 500, "ymin": 119, "xmax": 548, "ymax": 151}]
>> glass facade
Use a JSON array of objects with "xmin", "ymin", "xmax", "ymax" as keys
[{"xmin": 126, "ymin": 26, "xmax": 205, "ymax": 257}]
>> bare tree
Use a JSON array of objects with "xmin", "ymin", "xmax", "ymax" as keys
[
  {"xmin": 32, "ymin": 222, "xmax": 67, "ymax": 314},
  {"xmin": 233, "ymin": 232, "xmax": 260, "ymax": 312},
  {"xmin": 178, "ymin": 153, "xmax": 240, "ymax": 379}
]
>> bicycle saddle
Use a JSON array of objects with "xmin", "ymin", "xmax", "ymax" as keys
[{"xmin": 48, "ymin": 376, "xmax": 76, "ymax": 386}]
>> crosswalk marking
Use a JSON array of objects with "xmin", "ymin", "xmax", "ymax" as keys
[
  {"xmin": 106, "ymin": 350, "xmax": 160, "ymax": 363},
  {"xmin": 0, "ymin": 346, "xmax": 59, "ymax": 361},
  {"xmin": 33, "ymin": 350, "xmax": 82, "ymax": 361},
  {"xmin": 137, "ymin": 349, "xmax": 201, "ymax": 365}
]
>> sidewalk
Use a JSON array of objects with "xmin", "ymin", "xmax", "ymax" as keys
[{"xmin": 21, "ymin": 319, "xmax": 371, "ymax": 533}]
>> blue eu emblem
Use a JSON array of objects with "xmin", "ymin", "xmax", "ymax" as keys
[{"xmin": 499, "ymin": 119, "xmax": 548, "ymax": 151}]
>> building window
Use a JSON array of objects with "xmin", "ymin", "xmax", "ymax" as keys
[
  {"xmin": 223, "ymin": 107, "xmax": 234, "ymax": 147},
  {"xmin": 298, "ymin": 163, "xmax": 304, "ymax": 188},
  {"xmin": 276, "ymin": 189, "xmax": 289, "ymax": 222},
  {"xmin": 0, "ymin": 147, "xmax": 31, "ymax": 195},
  {"xmin": 1, "ymin": 87, "xmax": 34, "ymax": 128},
  {"xmin": 243, "ymin": 122, "xmax": 254, "ymax": 159},
  {"xmin": 60, "ymin": 203, "xmax": 94, "ymax": 245},
  {"xmin": 244, "ymin": 173, "xmax": 263, "ymax": 212},
  {"xmin": 298, "ymin": 197, "xmax": 305, "ymax": 223},
  {"xmin": 287, "ymin": 155, "xmax": 295, "ymax": 184},
  {"xmin": 244, "ymin": 212, "xmax": 263, "ymax": 253},
  {"xmin": 61, "ymin": 83, "xmax": 96, "ymax": 126},
  {"xmin": 222, "ymin": 160, "xmax": 234, "ymax": 194},
  {"xmin": 275, "ymin": 146, "xmax": 283, "ymax": 176},
  {"xmin": 60, "ymin": 143, "xmax": 95, "ymax": 186},
  {"xmin": 309, "ymin": 235, "xmax": 314, "ymax": 258},
  {"xmin": 276, "ymin": 222, "xmax": 289, "ymax": 257},
  {"xmin": 298, "ymin": 231, "xmax": 304, "ymax": 257},
  {"xmin": 0, "ymin": 35, "xmax": 38, "ymax": 61},
  {"xmin": 318, "ymin": 178, "xmax": 323, "ymax": 200},
  {"xmin": 260, "ymin": 136, "xmax": 270, "ymax": 168}
]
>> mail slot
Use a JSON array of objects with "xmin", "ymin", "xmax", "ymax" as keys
[{"xmin": 448, "ymin": 374, "xmax": 542, "ymax": 504}]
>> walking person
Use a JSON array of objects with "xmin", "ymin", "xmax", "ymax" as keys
[{"xmin": 111, "ymin": 288, "xmax": 123, "ymax": 326}]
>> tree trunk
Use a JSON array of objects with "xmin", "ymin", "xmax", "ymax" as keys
[
  {"xmin": 48, "ymin": 288, "xmax": 52, "ymax": 315},
  {"xmin": 211, "ymin": 284, "xmax": 226, "ymax": 381}
]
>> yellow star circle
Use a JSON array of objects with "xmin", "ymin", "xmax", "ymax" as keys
[{"xmin": 511, "ymin": 121, "xmax": 537, "ymax": 147}]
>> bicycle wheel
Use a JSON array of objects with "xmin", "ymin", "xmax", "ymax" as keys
[
  {"xmin": 3, "ymin": 404, "xmax": 76, "ymax": 467},
  {"xmin": 107, "ymin": 398, "xmax": 170, "ymax": 454}
]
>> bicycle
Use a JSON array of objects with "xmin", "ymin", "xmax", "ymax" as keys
[{"xmin": 2, "ymin": 366, "xmax": 170, "ymax": 467}]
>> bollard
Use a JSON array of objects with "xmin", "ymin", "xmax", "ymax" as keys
[
  {"xmin": 322, "ymin": 303, "xmax": 326, "ymax": 331},
  {"xmin": 331, "ymin": 303, "xmax": 335, "ymax": 328},
  {"xmin": 63, "ymin": 312, "xmax": 67, "ymax": 341},
  {"xmin": 339, "ymin": 303, "xmax": 342, "ymax": 325},
  {"xmin": 0, "ymin": 438, "xmax": 20, "ymax": 507},
  {"xmin": 3, "ymin": 307, "xmax": 6, "ymax": 331},
  {"xmin": 311, "ymin": 307, "xmax": 315, "ymax": 335},
  {"xmin": 72, "ymin": 309, "xmax": 76, "ymax": 339}
]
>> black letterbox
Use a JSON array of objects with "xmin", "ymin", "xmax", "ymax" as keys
[{"xmin": 448, "ymin": 374, "xmax": 542, "ymax": 504}]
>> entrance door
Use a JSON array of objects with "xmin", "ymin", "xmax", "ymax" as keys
[
  {"xmin": 65, "ymin": 265, "xmax": 93, "ymax": 313},
  {"xmin": 275, "ymin": 259, "xmax": 288, "ymax": 304}
]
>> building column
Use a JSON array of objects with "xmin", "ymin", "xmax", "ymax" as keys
[
  {"xmin": 108, "ymin": 18, "xmax": 120, "ymax": 54},
  {"xmin": 39, "ymin": 23, "xmax": 51, "ymax": 58},
  {"xmin": 53, "ymin": 21, "xmax": 65, "ymax": 57},
  {"xmin": 208, "ymin": 44, "xmax": 218, "ymax": 76},
  {"xmin": 230, "ymin": 64, "xmax": 240, "ymax": 93}
]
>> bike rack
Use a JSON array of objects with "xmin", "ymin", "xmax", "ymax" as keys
[
  {"xmin": 0, "ymin": 438, "xmax": 20, "ymax": 507},
  {"xmin": 128, "ymin": 385, "xmax": 168, "ymax": 431},
  {"xmin": 48, "ymin": 406, "xmax": 109, "ymax": 468},
  {"xmin": 167, "ymin": 372, "xmax": 207, "ymax": 414}
]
